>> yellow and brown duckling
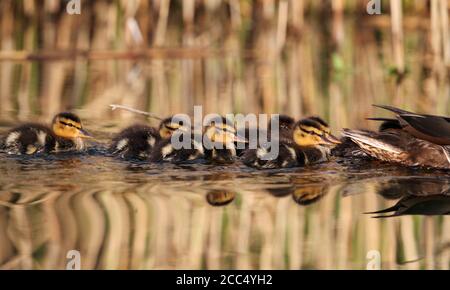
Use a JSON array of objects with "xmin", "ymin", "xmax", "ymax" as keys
[
  {"xmin": 109, "ymin": 116, "xmax": 185, "ymax": 160},
  {"xmin": 150, "ymin": 116, "xmax": 246, "ymax": 164},
  {"xmin": 243, "ymin": 116, "xmax": 341, "ymax": 169},
  {"xmin": 342, "ymin": 105, "xmax": 450, "ymax": 169},
  {"xmin": 1, "ymin": 112, "xmax": 92, "ymax": 155}
]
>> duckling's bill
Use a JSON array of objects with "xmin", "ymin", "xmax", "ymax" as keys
[{"xmin": 78, "ymin": 128, "xmax": 94, "ymax": 139}]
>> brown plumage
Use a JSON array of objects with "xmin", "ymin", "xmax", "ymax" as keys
[
  {"xmin": 372, "ymin": 104, "xmax": 450, "ymax": 145},
  {"xmin": 342, "ymin": 128, "xmax": 450, "ymax": 169}
]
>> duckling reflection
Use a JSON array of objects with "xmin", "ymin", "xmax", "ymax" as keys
[
  {"xmin": 206, "ymin": 190, "xmax": 236, "ymax": 207},
  {"xmin": 368, "ymin": 177, "xmax": 450, "ymax": 217},
  {"xmin": 292, "ymin": 184, "xmax": 330, "ymax": 206}
]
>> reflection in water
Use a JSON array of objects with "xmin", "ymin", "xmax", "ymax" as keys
[
  {"xmin": 369, "ymin": 195, "xmax": 450, "ymax": 218},
  {"xmin": 0, "ymin": 152, "xmax": 449, "ymax": 270},
  {"xmin": 206, "ymin": 191, "xmax": 236, "ymax": 207},
  {"xmin": 367, "ymin": 178, "xmax": 450, "ymax": 217}
]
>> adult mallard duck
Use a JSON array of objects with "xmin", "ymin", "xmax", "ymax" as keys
[{"xmin": 342, "ymin": 105, "xmax": 450, "ymax": 169}]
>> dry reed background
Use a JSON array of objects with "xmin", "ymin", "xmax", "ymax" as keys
[{"xmin": 0, "ymin": 0, "xmax": 449, "ymax": 269}]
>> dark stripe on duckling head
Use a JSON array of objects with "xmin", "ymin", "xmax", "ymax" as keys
[
  {"xmin": 54, "ymin": 112, "xmax": 81, "ymax": 124},
  {"xmin": 306, "ymin": 116, "xmax": 329, "ymax": 128},
  {"xmin": 296, "ymin": 118, "xmax": 325, "ymax": 135}
]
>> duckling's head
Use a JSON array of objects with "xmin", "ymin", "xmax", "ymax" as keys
[
  {"xmin": 293, "ymin": 117, "xmax": 341, "ymax": 147},
  {"xmin": 159, "ymin": 116, "xmax": 188, "ymax": 139},
  {"xmin": 268, "ymin": 114, "xmax": 295, "ymax": 133},
  {"xmin": 204, "ymin": 117, "xmax": 247, "ymax": 145},
  {"xmin": 52, "ymin": 112, "xmax": 92, "ymax": 139}
]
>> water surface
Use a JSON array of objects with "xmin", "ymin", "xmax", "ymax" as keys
[{"xmin": 0, "ymin": 127, "xmax": 449, "ymax": 270}]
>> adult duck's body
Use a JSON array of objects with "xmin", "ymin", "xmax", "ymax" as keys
[
  {"xmin": 332, "ymin": 119, "xmax": 402, "ymax": 158},
  {"xmin": 342, "ymin": 105, "xmax": 450, "ymax": 170},
  {"xmin": 1, "ymin": 112, "xmax": 92, "ymax": 155}
]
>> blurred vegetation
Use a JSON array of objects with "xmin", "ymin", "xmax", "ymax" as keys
[
  {"xmin": 0, "ymin": 0, "xmax": 449, "ymax": 270},
  {"xmin": 0, "ymin": 0, "xmax": 448, "ymax": 131}
]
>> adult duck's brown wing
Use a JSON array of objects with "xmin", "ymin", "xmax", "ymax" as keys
[
  {"xmin": 373, "ymin": 104, "xmax": 450, "ymax": 121},
  {"xmin": 373, "ymin": 104, "xmax": 450, "ymax": 145},
  {"xmin": 341, "ymin": 129, "xmax": 450, "ymax": 169},
  {"xmin": 400, "ymin": 115, "xmax": 450, "ymax": 145}
]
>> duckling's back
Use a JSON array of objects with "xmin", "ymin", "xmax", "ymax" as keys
[
  {"xmin": 2, "ymin": 123, "xmax": 56, "ymax": 155},
  {"xmin": 109, "ymin": 124, "xmax": 160, "ymax": 160}
]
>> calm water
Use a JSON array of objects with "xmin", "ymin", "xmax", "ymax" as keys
[{"xmin": 0, "ymin": 123, "xmax": 449, "ymax": 270}]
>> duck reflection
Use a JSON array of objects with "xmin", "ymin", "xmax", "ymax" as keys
[
  {"xmin": 206, "ymin": 190, "xmax": 236, "ymax": 207},
  {"xmin": 369, "ymin": 178, "xmax": 450, "ymax": 217},
  {"xmin": 292, "ymin": 184, "xmax": 329, "ymax": 206},
  {"xmin": 265, "ymin": 183, "xmax": 330, "ymax": 206}
]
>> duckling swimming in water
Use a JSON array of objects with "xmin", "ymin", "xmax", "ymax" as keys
[
  {"xmin": 109, "ymin": 117, "xmax": 184, "ymax": 160},
  {"xmin": 204, "ymin": 118, "xmax": 247, "ymax": 164},
  {"xmin": 1, "ymin": 112, "xmax": 92, "ymax": 155},
  {"xmin": 236, "ymin": 115, "xmax": 295, "ymax": 157},
  {"xmin": 149, "ymin": 116, "xmax": 245, "ymax": 164},
  {"xmin": 243, "ymin": 117, "xmax": 340, "ymax": 169}
]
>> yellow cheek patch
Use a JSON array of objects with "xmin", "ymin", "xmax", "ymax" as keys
[{"xmin": 294, "ymin": 129, "xmax": 322, "ymax": 146}]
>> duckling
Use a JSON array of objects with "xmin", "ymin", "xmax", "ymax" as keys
[
  {"xmin": 149, "ymin": 117, "xmax": 245, "ymax": 164},
  {"xmin": 341, "ymin": 106, "xmax": 450, "ymax": 169},
  {"xmin": 236, "ymin": 114, "xmax": 295, "ymax": 157},
  {"xmin": 1, "ymin": 112, "xmax": 92, "ymax": 155},
  {"xmin": 109, "ymin": 117, "xmax": 184, "ymax": 160},
  {"xmin": 243, "ymin": 117, "xmax": 341, "ymax": 169},
  {"xmin": 204, "ymin": 118, "xmax": 247, "ymax": 164}
]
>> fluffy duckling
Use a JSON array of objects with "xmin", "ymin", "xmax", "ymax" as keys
[
  {"xmin": 243, "ymin": 117, "xmax": 340, "ymax": 169},
  {"xmin": 236, "ymin": 115, "xmax": 295, "ymax": 157},
  {"xmin": 1, "ymin": 112, "xmax": 92, "ymax": 155},
  {"xmin": 109, "ymin": 117, "xmax": 184, "ymax": 160},
  {"xmin": 204, "ymin": 118, "xmax": 247, "ymax": 164},
  {"xmin": 150, "ymin": 117, "xmax": 245, "ymax": 164}
]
